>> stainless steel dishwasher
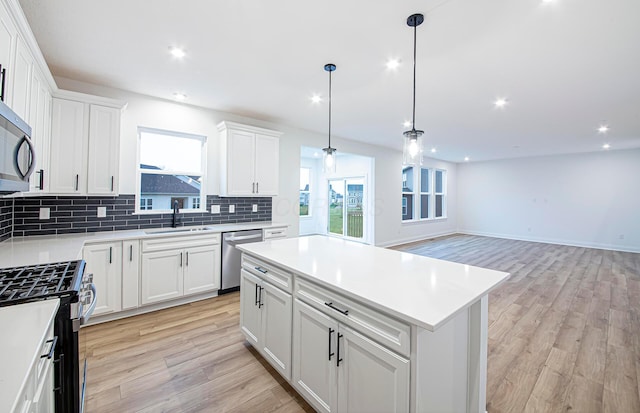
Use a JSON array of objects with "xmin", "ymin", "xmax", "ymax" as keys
[{"xmin": 220, "ymin": 229, "xmax": 263, "ymax": 294}]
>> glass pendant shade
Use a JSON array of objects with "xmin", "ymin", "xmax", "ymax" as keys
[
  {"xmin": 323, "ymin": 147, "xmax": 337, "ymax": 173},
  {"xmin": 403, "ymin": 130, "xmax": 424, "ymax": 165}
]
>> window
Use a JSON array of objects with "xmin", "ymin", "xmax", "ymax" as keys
[
  {"xmin": 137, "ymin": 128, "xmax": 206, "ymax": 212},
  {"xmin": 140, "ymin": 198, "xmax": 153, "ymax": 210},
  {"xmin": 401, "ymin": 166, "xmax": 446, "ymax": 221},
  {"xmin": 300, "ymin": 167, "xmax": 311, "ymax": 216},
  {"xmin": 401, "ymin": 167, "xmax": 414, "ymax": 221}
]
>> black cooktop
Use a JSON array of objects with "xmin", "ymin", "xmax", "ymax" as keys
[{"xmin": 0, "ymin": 260, "xmax": 85, "ymax": 306}]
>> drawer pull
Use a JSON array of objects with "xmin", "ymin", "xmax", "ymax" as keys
[
  {"xmin": 40, "ymin": 336, "xmax": 58, "ymax": 359},
  {"xmin": 325, "ymin": 302, "xmax": 349, "ymax": 316},
  {"xmin": 254, "ymin": 266, "xmax": 268, "ymax": 274}
]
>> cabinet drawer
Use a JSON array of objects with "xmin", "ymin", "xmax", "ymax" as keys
[
  {"xmin": 263, "ymin": 227, "xmax": 287, "ymax": 240},
  {"xmin": 142, "ymin": 233, "xmax": 220, "ymax": 252},
  {"xmin": 295, "ymin": 278, "xmax": 411, "ymax": 357},
  {"xmin": 242, "ymin": 254, "xmax": 292, "ymax": 294}
]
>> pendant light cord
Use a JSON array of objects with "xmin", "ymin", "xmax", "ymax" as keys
[
  {"xmin": 411, "ymin": 22, "xmax": 417, "ymax": 131},
  {"xmin": 328, "ymin": 68, "xmax": 332, "ymax": 149}
]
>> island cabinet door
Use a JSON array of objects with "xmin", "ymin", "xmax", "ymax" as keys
[
  {"xmin": 260, "ymin": 281, "xmax": 292, "ymax": 381},
  {"xmin": 240, "ymin": 269, "xmax": 262, "ymax": 347},
  {"xmin": 337, "ymin": 325, "xmax": 410, "ymax": 413},
  {"xmin": 292, "ymin": 299, "xmax": 338, "ymax": 413}
]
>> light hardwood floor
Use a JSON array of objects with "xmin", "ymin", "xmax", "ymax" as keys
[{"xmin": 82, "ymin": 234, "xmax": 640, "ymax": 412}]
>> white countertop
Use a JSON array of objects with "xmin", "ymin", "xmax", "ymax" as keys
[
  {"xmin": 238, "ymin": 235, "xmax": 510, "ymax": 331},
  {"xmin": 0, "ymin": 299, "xmax": 60, "ymax": 413},
  {"xmin": 0, "ymin": 221, "xmax": 287, "ymax": 268}
]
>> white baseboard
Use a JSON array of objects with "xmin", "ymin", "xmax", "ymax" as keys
[{"xmin": 457, "ymin": 229, "xmax": 640, "ymax": 254}]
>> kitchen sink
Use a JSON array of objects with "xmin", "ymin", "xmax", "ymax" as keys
[{"xmin": 144, "ymin": 226, "xmax": 215, "ymax": 235}]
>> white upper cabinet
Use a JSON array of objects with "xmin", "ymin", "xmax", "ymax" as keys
[
  {"xmin": 49, "ymin": 95, "xmax": 123, "ymax": 195},
  {"xmin": 0, "ymin": 1, "xmax": 16, "ymax": 104},
  {"xmin": 87, "ymin": 104, "xmax": 120, "ymax": 194},
  {"xmin": 218, "ymin": 121, "xmax": 281, "ymax": 197},
  {"xmin": 9, "ymin": 35, "xmax": 31, "ymax": 120},
  {"xmin": 49, "ymin": 98, "xmax": 87, "ymax": 193},
  {"xmin": 28, "ymin": 68, "xmax": 51, "ymax": 192}
]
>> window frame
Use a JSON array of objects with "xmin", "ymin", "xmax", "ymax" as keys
[
  {"xmin": 136, "ymin": 127, "xmax": 208, "ymax": 214},
  {"xmin": 299, "ymin": 166, "xmax": 312, "ymax": 218},
  {"xmin": 401, "ymin": 166, "xmax": 416, "ymax": 221},
  {"xmin": 401, "ymin": 165, "xmax": 447, "ymax": 223}
]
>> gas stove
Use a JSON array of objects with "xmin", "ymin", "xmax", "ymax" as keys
[{"xmin": 0, "ymin": 261, "xmax": 84, "ymax": 306}]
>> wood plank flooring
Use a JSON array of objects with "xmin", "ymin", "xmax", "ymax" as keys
[
  {"xmin": 395, "ymin": 234, "xmax": 640, "ymax": 413},
  {"xmin": 81, "ymin": 234, "xmax": 640, "ymax": 412}
]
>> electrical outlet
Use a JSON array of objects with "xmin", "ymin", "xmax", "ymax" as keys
[
  {"xmin": 211, "ymin": 205, "xmax": 220, "ymax": 214},
  {"xmin": 97, "ymin": 207, "xmax": 107, "ymax": 218},
  {"xmin": 229, "ymin": 205, "xmax": 235, "ymax": 213},
  {"xmin": 252, "ymin": 204, "xmax": 258, "ymax": 212},
  {"xmin": 39, "ymin": 208, "xmax": 50, "ymax": 220}
]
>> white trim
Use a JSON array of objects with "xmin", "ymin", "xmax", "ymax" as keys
[
  {"xmin": 376, "ymin": 230, "xmax": 457, "ymax": 248},
  {"xmin": 52, "ymin": 88, "xmax": 127, "ymax": 109},
  {"xmin": 216, "ymin": 120, "xmax": 283, "ymax": 137}
]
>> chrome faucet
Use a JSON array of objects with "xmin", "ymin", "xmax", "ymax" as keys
[{"xmin": 172, "ymin": 200, "xmax": 180, "ymax": 228}]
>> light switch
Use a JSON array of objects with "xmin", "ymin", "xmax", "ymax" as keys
[
  {"xmin": 229, "ymin": 205, "xmax": 235, "ymax": 213},
  {"xmin": 211, "ymin": 205, "xmax": 220, "ymax": 214},
  {"xmin": 39, "ymin": 207, "xmax": 50, "ymax": 220},
  {"xmin": 97, "ymin": 207, "xmax": 107, "ymax": 218},
  {"xmin": 252, "ymin": 204, "xmax": 258, "ymax": 212}
]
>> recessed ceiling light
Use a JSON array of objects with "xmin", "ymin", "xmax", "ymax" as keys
[
  {"xmin": 464, "ymin": 156, "xmax": 470, "ymax": 161},
  {"xmin": 602, "ymin": 143, "xmax": 610, "ymax": 150},
  {"xmin": 311, "ymin": 94, "xmax": 322, "ymax": 103},
  {"xmin": 494, "ymin": 97, "xmax": 508, "ymax": 108},
  {"xmin": 386, "ymin": 59, "xmax": 400, "ymax": 70},
  {"xmin": 430, "ymin": 148, "xmax": 436, "ymax": 153},
  {"xmin": 173, "ymin": 92, "xmax": 187, "ymax": 101},
  {"xmin": 598, "ymin": 124, "xmax": 609, "ymax": 134},
  {"xmin": 169, "ymin": 46, "xmax": 186, "ymax": 59},
  {"xmin": 403, "ymin": 120, "xmax": 411, "ymax": 128}
]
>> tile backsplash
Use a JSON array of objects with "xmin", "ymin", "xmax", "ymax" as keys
[
  {"xmin": 8, "ymin": 195, "xmax": 272, "ymax": 237},
  {"xmin": 0, "ymin": 199, "xmax": 12, "ymax": 242}
]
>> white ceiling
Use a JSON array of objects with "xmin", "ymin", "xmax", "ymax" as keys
[{"xmin": 18, "ymin": 0, "xmax": 640, "ymax": 163}]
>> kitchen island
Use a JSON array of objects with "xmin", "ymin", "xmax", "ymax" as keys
[{"xmin": 238, "ymin": 235, "xmax": 509, "ymax": 413}]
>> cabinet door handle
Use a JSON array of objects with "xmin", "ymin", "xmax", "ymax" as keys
[
  {"xmin": 254, "ymin": 266, "xmax": 267, "ymax": 274},
  {"xmin": 186, "ymin": 251, "xmax": 189, "ymax": 266},
  {"xmin": 41, "ymin": 336, "xmax": 58, "ymax": 359},
  {"xmin": 180, "ymin": 252, "xmax": 183, "ymax": 267},
  {"xmin": 258, "ymin": 285, "xmax": 264, "ymax": 308},
  {"xmin": 252, "ymin": 182, "xmax": 255, "ymax": 193},
  {"xmin": 256, "ymin": 182, "xmax": 259, "ymax": 193},
  {"xmin": 111, "ymin": 176, "xmax": 114, "ymax": 191},
  {"xmin": 109, "ymin": 247, "xmax": 112, "ymax": 264},
  {"xmin": 324, "ymin": 302, "xmax": 349, "ymax": 316},
  {"xmin": 129, "ymin": 245, "xmax": 133, "ymax": 262},
  {"xmin": 328, "ymin": 328, "xmax": 335, "ymax": 361},
  {"xmin": 38, "ymin": 169, "xmax": 44, "ymax": 190},
  {"xmin": 337, "ymin": 333, "xmax": 343, "ymax": 367},
  {"xmin": 75, "ymin": 174, "xmax": 79, "ymax": 191},
  {"xmin": 255, "ymin": 283, "xmax": 259, "ymax": 306}
]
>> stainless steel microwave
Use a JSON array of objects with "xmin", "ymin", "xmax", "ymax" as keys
[{"xmin": 0, "ymin": 99, "xmax": 35, "ymax": 194}]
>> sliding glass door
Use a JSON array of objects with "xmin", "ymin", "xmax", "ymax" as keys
[{"xmin": 328, "ymin": 177, "xmax": 365, "ymax": 240}]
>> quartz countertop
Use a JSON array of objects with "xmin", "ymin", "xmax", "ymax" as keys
[
  {"xmin": 0, "ymin": 221, "xmax": 288, "ymax": 268},
  {"xmin": 238, "ymin": 235, "xmax": 510, "ymax": 331},
  {"xmin": 0, "ymin": 299, "xmax": 60, "ymax": 413}
]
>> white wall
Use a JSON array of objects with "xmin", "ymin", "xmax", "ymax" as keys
[
  {"xmin": 56, "ymin": 77, "xmax": 459, "ymax": 247},
  {"xmin": 457, "ymin": 149, "xmax": 640, "ymax": 252}
]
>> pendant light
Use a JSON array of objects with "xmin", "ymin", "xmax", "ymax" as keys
[
  {"xmin": 322, "ymin": 63, "xmax": 337, "ymax": 173},
  {"xmin": 403, "ymin": 13, "xmax": 425, "ymax": 166}
]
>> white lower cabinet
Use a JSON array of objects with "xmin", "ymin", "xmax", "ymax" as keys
[
  {"xmin": 292, "ymin": 299, "xmax": 410, "ymax": 413},
  {"xmin": 140, "ymin": 234, "xmax": 221, "ymax": 305},
  {"xmin": 83, "ymin": 242, "xmax": 122, "ymax": 316},
  {"xmin": 240, "ymin": 258, "xmax": 292, "ymax": 380},
  {"xmin": 122, "ymin": 240, "xmax": 140, "ymax": 310}
]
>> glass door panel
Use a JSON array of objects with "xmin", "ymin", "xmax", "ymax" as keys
[{"xmin": 328, "ymin": 179, "xmax": 344, "ymax": 236}]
